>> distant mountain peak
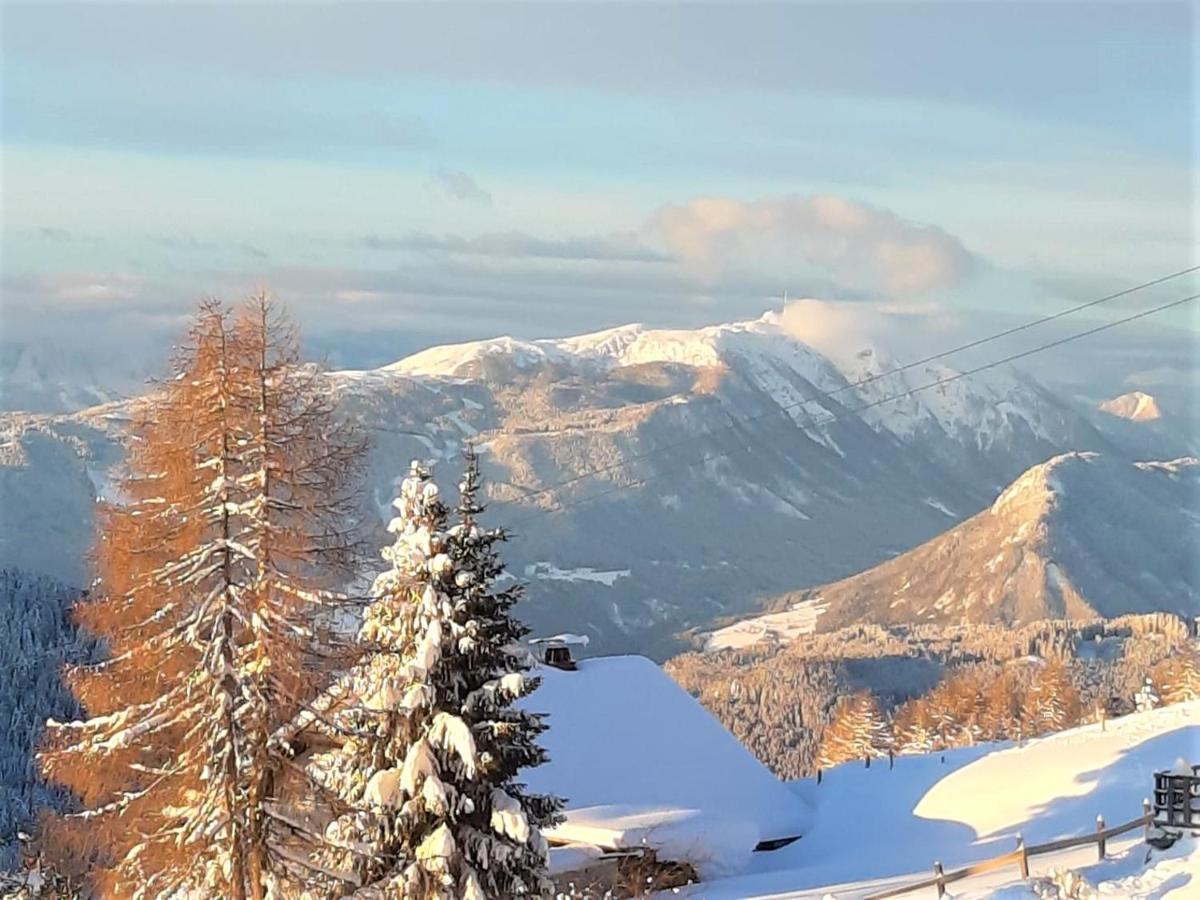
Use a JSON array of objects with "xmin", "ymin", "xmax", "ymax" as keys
[
  {"xmin": 379, "ymin": 312, "xmax": 793, "ymax": 378},
  {"xmin": 1099, "ymin": 390, "xmax": 1161, "ymax": 422}
]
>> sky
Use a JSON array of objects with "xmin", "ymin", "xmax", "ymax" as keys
[{"xmin": 1, "ymin": 1, "xmax": 1197, "ymax": 403}]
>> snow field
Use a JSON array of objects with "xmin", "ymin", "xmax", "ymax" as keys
[{"xmin": 681, "ymin": 702, "xmax": 1199, "ymax": 898}]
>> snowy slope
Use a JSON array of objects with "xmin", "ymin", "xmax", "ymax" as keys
[
  {"xmin": 0, "ymin": 308, "xmax": 1118, "ymax": 656},
  {"xmin": 718, "ymin": 452, "xmax": 1200, "ymax": 640},
  {"xmin": 687, "ymin": 700, "xmax": 1199, "ymax": 899},
  {"xmin": 706, "ymin": 598, "xmax": 829, "ymax": 650},
  {"xmin": 520, "ymin": 656, "xmax": 811, "ymax": 859}
]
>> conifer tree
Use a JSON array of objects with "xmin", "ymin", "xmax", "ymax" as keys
[
  {"xmin": 308, "ymin": 460, "xmax": 458, "ymax": 894},
  {"xmin": 893, "ymin": 701, "xmax": 936, "ymax": 756},
  {"xmin": 38, "ymin": 297, "xmax": 363, "ymax": 898},
  {"xmin": 1135, "ymin": 675, "xmax": 1161, "ymax": 713},
  {"xmin": 312, "ymin": 453, "xmax": 560, "ymax": 898},
  {"xmin": 1154, "ymin": 648, "xmax": 1200, "ymax": 704},
  {"xmin": 1027, "ymin": 660, "xmax": 1080, "ymax": 734},
  {"xmin": 980, "ymin": 669, "xmax": 1021, "ymax": 741},
  {"xmin": 444, "ymin": 446, "xmax": 561, "ymax": 895},
  {"xmin": 817, "ymin": 691, "xmax": 890, "ymax": 767}
]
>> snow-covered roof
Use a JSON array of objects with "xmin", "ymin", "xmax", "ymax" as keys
[
  {"xmin": 529, "ymin": 633, "xmax": 590, "ymax": 646},
  {"xmin": 518, "ymin": 655, "xmax": 812, "ymax": 861}
]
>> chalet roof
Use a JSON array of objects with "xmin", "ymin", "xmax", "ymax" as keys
[{"xmin": 518, "ymin": 655, "xmax": 812, "ymax": 865}]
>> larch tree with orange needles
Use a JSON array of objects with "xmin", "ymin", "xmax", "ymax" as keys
[
  {"xmin": 38, "ymin": 295, "xmax": 366, "ymax": 899},
  {"xmin": 817, "ymin": 690, "xmax": 890, "ymax": 768}
]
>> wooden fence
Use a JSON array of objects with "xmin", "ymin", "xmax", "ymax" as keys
[{"xmin": 864, "ymin": 802, "xmax": 1154, "ymax": 899}]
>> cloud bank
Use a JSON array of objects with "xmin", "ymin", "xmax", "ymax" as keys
[{"xmin": 649, "ymin": 195, "xmax": 978, "ymax": 296}]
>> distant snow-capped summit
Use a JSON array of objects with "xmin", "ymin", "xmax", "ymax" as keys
[
  {"xmin": 365, "ymin": 309, "xmax": 1092, "ymax": 467},
  {"xmin": 381, "ymin": 314, "xmax": 814, "ymax": 377},
  {"xmin": 1099, "ymin": 390, "xmax": 1162, "ymax": 422}
]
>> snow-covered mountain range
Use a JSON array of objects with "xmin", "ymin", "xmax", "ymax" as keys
[
  {"xmin": 710, "ymin": 452, "xmax": 1199, "ymax": 645},
  {"xmin": 0, "ymin": 311, "xmax": 1179, "ymax": 656}
]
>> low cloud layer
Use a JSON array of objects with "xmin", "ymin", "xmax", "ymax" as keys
[
  {"xmin": 649, "ymin": 195, "xmax": 978, "ymax": 296},
  {"xmin": 360, "ymin": 229, "xmax": 665, "ymax": 263}
]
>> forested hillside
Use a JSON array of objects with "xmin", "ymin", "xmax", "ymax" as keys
[
  {"xmin": 667, "ymin": 614, "xmax": 1197, "ymax": 778},
  {"xmin": 0, "ymin": 570, "xmax": 94, "ymax": 867}
]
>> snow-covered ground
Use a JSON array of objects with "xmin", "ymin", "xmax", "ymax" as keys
[
  {"xmin": 705, "ymin": 598, "xmax": 828, "ymax": 650},
  {"xmin": 523, "ymin": 562, "xmax": 632, "ymax": 587},
  {"xmin": 962, "ymin": 839, "xmax": 1198, "ymax": 899},
  {"xmin": 679, "ymin": 701, "xmax": 1199, "ymax": 899}
]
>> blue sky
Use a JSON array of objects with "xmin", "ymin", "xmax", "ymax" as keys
[{"xmin": 1, "ymin": 1, "xmax": 1196, "ymax": 386}]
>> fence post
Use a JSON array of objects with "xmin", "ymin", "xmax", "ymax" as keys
[
  {"xmin": 933, "ymin": 861, "xmax": 945, "ymax": 898},
  {"xmin": 816, "ymin": 768, "xmax": 822, "ymax": 785},
  {"xmin": 1016, "ymin": 835, "xmax": 1029, "ymax": 878},
  {"xmin": 1096, "ymin": 815, "xmax": 1106, "ymax": 860},
  {"xmin": 866, "ymin": 754, "xmax": 871, "ymax": 769},
  {"xmin": 1143, "ymin": 798, "xmax": 1153, "ymax": 839}
]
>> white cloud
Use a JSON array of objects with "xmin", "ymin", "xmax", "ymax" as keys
[
  {"xmin": 431, "ymin": 169, "xmax": 493, "ymax": 205},
  {"xmin": 773, "ymin": 296, "xmax": 961, "ymax": 363},
  {"xmin": 648, "ymin": 194, "xmax": 977, "ymax": 296}
]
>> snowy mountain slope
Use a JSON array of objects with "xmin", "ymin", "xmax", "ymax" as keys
[
  {"xmin": 688, "ymin": 700, "xmax": 1200, "ymax": 899},
  {"xmin": 0, "ymin": 310, "xmax": 1119, "ymax": 656},
  {"xmin": 726, "ymin": 452, "xmax": 1200, "ymax": 638}
]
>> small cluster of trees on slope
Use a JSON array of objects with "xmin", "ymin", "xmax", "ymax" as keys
[
  {"xmin": 20, "ymin": 297, "xmax": 558, "ymax": 899},
  {"xmin": 667, "ymin": 616, "xmax": 1199, "ymax": 778}
]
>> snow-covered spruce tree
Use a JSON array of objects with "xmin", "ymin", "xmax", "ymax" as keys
[
  {"xmin": 443, "ymin": 446, "xmax": 561, "ymax": 895},
  {"xmin": 38, "ymin": 297, "xmax": 364, "ymax": 899},
  {"xmin": 306, "ymin": 460, "xmax": 457, "ymax": 894},
  {"xmin": 1134, "ymin": 675, "xmax": 1160, "ymax": 713},
  {"xmin": 313, "ymin": 453, "xmax": 560, "ymax": 898}
]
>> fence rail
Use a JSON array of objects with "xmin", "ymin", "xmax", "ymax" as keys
[{"xmin": 864, "ymin": 804, "xmax": 1153, "ymax": 900}]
